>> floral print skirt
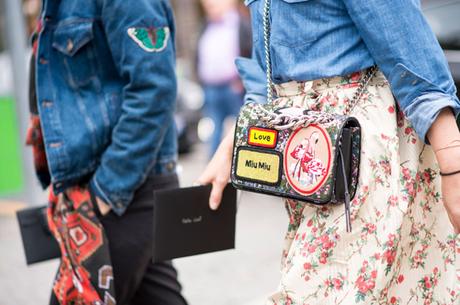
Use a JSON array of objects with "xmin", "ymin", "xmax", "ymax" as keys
[{"xmin": 267, "ymin": 70, "xmax": 459, "ymax": 305}]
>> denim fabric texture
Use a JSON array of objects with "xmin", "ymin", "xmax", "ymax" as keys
[
  {"xmin": 237, "ymin": 0, "xmax": 460, "ymax": 143},
  {"xmin": 35, "ymin": 0, "xmax": 177, "ymax": 215}
]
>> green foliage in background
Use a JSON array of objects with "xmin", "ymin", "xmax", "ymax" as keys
[{"xmin": 0, "ymin": 96, "xmax": 24, "ymax": 195}]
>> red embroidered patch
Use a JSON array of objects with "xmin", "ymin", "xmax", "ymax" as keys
[{"xmin": 284, "ymin": 125, "xmax": 332, "ymax": 195}]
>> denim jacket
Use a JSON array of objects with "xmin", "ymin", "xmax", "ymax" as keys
[
  {"xmin": 237, "ymin": 0, "xmax": 460, "ymax": 143},
  {"xmin": 35, "ymin": 0, "xmax": 177, "ymax": 215}
]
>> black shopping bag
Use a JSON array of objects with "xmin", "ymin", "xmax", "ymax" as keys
[{"xmin": 16, "ymin": 205, "xmax": 60, "ymax": 265}]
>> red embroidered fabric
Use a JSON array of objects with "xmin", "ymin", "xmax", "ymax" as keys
[{"xmin": 48, "ymin": 187, "xmax": 116, "ymax": 305}]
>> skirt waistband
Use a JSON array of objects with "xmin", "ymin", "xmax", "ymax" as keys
[{"xmin": 274, "ymin": 67, "xmax": 387, "ymax": 98}]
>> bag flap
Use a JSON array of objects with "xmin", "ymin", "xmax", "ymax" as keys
[{"xmin": 231, "ymin": 102, "xmax": 358, "ymax": 204}]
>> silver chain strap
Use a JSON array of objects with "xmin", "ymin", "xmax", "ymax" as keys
[
  {"xmin": 343, "ymin": 65, "xmax": 377, "ymax": 115},
  {"xmin": 263, "ymin": 0, "xmax": 274, "ymax": 103},
  {"xmin": 260, "ymin": 0, "xmax": 377, "ymax": 129},
  {"xmin": 253, "ymin": 105, "xmax": 338, "ymax": 131}
]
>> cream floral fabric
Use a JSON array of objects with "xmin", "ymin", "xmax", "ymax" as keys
[{"xmin": 267, "ymin": 70, "xmax": 459, "ymax": 305}]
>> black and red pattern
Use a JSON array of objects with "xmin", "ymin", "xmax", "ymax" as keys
[{"xmin": 47, "ymin": 187, "xmax": 116, "ymax": 305}]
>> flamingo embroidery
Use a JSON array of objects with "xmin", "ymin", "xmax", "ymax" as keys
[{"xmin": 289, "ymin": 131, "xmax": 327, "ymax": 186}]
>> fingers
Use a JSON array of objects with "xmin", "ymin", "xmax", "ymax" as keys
[
  {"xmin": 209, "ymin": 178, "xmax": 227, "ymax": 210},
  {"xmin": 196, "ymin": 167, "xmax": 227, "ymax": 210},
  {"xmin": 197, "ymin": 135, "xmax": 234, "ymax": 210},
  {"xmin": 196, "ymin": 164, "xmax": 214, "ymax": 186},
  {"xmin": 196, "ymin": 174, "xmax": 209, "ymax": 186},
  {"xmin": 442, "ymin": 198, "xmax": 460, "ymax": 234}
]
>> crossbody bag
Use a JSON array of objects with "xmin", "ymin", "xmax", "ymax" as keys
[{"xmin": 230, "ymin": 0, "xmax": 377, "ymax": 232}]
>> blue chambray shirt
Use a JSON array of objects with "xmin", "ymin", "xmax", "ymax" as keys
[{"xmin": 237, "ymin": 0, "xmax": 460, "ymax": 143}]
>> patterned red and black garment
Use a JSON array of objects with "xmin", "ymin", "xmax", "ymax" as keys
[
  {"xmin": 47, "ymin": 188, "xmax": 116, "ymax": 305},
  {"xmin": 28, "ymin": 22, "xmax": 116, "ymax": 305}
]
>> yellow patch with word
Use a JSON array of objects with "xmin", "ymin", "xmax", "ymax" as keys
[
  {"xmin": 248, "ymin": 127, "xmax": 278, "ymax": 148},
  {"xmin": 235, "ymin": 148, "xmax": 281, "ymax": 185}
]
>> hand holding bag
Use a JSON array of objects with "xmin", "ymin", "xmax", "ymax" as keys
[{"xmin": 230, "ymin": 0, "xmax": 376, "ymax": 232}]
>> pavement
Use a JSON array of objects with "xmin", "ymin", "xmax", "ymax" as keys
[{"xmin": 0, "ymin": 144, "xmax": 287, "ymax": 305}]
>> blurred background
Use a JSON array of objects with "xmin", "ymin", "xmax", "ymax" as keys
[{"xmin": 0, "ymin": 0, "xmax": 459, "ymax": 304}]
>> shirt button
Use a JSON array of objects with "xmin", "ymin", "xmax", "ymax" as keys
[
  {"xmin": 412, "ymin": 80, "xmax": 418, "ymax": 85},
  {"xmin": 400, "ymin": 71, "xmax": 407, "ymax": 78},
  {"xmin": 42, "ymin": 100, "xmax": 53, "ymax": 107},
  {"xmin": 39, "ymin": 57, "xmax": 48, "ymax": 65},
  {"xmin": 117, "ymin": 203, "xmax": 123, "ymax": 208}
]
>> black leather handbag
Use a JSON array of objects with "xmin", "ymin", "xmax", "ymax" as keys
[{"xmin": 16, "ymin": 205, "xmax": 60, "ymax": 265}]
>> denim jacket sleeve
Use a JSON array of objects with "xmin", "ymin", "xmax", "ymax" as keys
[
  {"xmin": 342, "ymin": 0, "xmax": 460, "ymax": 143},
  {"xmin": 90, "ymin": 0, "xmax": 177, "ymax": 215}
]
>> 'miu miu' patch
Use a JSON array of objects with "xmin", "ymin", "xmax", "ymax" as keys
[
  {"xmin": 127, "ymin": 27, "xmax": 170, "ymax": 52},
  {"xmin": 235, "ymin": 147, "xmax": 281, "ymax": 185}
]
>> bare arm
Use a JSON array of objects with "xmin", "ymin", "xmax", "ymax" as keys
[{"xmin": 427, "ymin": 108, "xmax": 460, "ymax": 233}]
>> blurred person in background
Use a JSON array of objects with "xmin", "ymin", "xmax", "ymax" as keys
[
  {"xmin": 197, "ymin": 0, "xmax": 251, "ymax": 157},
  {"xmin": 22, "ymin": 0, "xmax": 41, "ymax": 35},
  {"xmin": 27, "ymin": 0, "xmax": 188, "ymax": 304}
]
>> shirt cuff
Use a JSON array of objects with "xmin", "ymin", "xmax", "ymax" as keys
[
  {"xmin": 403, "ymin": 92, "xmax": 460, "ymax": 144},
  {"xmin": 235, "ymin": 56, "xmax": 267, "ymax": 104},
  {"xmin": 89, "ymin": 176, "xmax": 129, "ymax": 216},
  {"xmin": 244, "ymin": 93, "xmax": 267, "ymax": 105}
]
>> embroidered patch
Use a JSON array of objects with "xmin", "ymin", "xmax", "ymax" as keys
[
  {"xmin": 235, "ymin": 147, "xmax": 281, "ymax": 185},
  {"xmin": 284, "ymin": 125, "xmax": 332, "ymax": 195},
  {"xmin": 248, "ymin": 127, "xmax": 278, "ymax": 149},
  {"xmin": 127, "ymin": 27, "xmax": 170, "ymax": 52}
]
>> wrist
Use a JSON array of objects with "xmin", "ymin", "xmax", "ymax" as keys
[
  {"xmin": 95, "ymin": 196, "xmax": 111, "ymax": 216},
  {"xmin": 427, "ymin": 108, "xmax": 460, "ymax": 149},
  {"xmin": 223, "ymin": 126, "xmax": 236, "ymax": 152},
  {"xmin": 436, "ymin": 146, "xmax": 460, "ymax": 173}
]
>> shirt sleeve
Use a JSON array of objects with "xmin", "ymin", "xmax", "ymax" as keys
[
  {"xmin": 235, "ymin": 51, "xmax": 268, "ymax": 104},
  {"xmin": 90, "ymin": 0, "xmax": 176, "ymax": 215},
  {"xmin": 342, "ymin": 0, "xmax": 460, "ymax": 143}
]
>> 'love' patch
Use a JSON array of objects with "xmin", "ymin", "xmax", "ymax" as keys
[{"xmin": 247, "ymin": 127, "xmax": 277, "ymax": 149}]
